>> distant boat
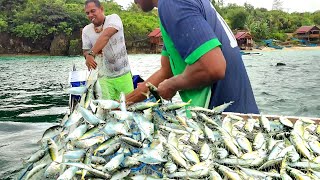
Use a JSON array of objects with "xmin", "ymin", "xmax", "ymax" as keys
[
  {"xmin": 307, "ymin": 44, "xmax": 318, "ymax": 47},
  {"xmin": 262, "ymin": 39, "xmax": 284, "ymax": 50},
  {"xmin": 269, "ymin": 44, "xmax": 284, "ymax": 50},
  {"xmin": 240, "ymin": 51, "xmax": 262, "ymax": 56}
]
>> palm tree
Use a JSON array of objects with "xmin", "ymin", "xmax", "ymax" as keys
[{"xmin": 272, "ymin": 0, "xmax": 283, "ymax": 11}]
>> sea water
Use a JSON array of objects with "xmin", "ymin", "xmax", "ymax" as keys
[{"xmin": 0, "ymin": 50, "xmax": 319, "ymax": 178}]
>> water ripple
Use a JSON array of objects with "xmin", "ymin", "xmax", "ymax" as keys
[{"xmin": 0, "ymin": 52, "xmax": 319, "ymax": 121}]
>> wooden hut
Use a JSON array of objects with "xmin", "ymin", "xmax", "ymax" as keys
[
  {"xmin": 148, "ymin": 28, "xmax": 163, "ymax": 53},
  {"xmin": 234, "ymin": 31, "xmax": 254, "ymax": 50},
  {"xmin": 295, "ymin": 26, "xmax": 320, "ymax": 43}
]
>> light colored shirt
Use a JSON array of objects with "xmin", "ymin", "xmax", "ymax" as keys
[{"xmin": 82, "ymin": 14, "xmax": 131, "ymax": 78}]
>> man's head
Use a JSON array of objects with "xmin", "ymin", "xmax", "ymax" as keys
[
  {"xmin": 84, "ymin": 0, "xmax": 105, "ymax": 27},
  {"xmin": 134, "ymin": 0, "xmax": 157, "ymax": 12}
]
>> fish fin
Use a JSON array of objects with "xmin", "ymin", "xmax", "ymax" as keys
[
  {"xmin": 21, "ymin": 158, "xmax": 27, "ymax": 165},
  {"xmin": 59, "ymin": 131, "xmax": 67, "ymax": 139},
  {"xmin": 36, "ymin": 139, "xmax": 43, "ymax": 145},
  {"xmin": 93, "ymin": 150, "xmax": 98, "ymax": 156},
  {"xmin": 141, "ymin": 92, "xmax": 150, "ymax": 98},
  {"xmin": 81, "ymin": 175, "xmax": 86, "ymax": 180}
]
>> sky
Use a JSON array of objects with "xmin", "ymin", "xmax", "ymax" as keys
[{"xmin": 114, "ymin": 0, "xmax": 320, "ymax": 13}]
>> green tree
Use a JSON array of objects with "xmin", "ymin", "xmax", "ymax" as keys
[
  {"xmin": 272, "ymin": 0, "xmax": 283, "ymax": 11},
  {"xmin": 230, "ymin": 8, "xmax": 248, "ymax": 30},
  {"xmin": 0, "ymin": 0, "xmax": 319, "ymax": 53},
  {"xmin": 313, "ymin": 11, "xmax": 320, "ymax": 25},
  {"xmin": 13, "ymin": 22, "xmax": 46, "ymax": 40},
  {"xmin": 223, "ymin": 4, "xmax": 248, "ymax": 30},
  {"xmin": 0, "ymin": 18, "xmax": 8, "ymax": 32}
]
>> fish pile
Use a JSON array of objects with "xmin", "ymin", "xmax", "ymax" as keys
[{"xmin": 18, "ymin": 74, "xmax": 320, "ymax": 179}]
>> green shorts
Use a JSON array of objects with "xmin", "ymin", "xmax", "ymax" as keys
[{"xmin": 98, "ymin": 72, "xmax": 134, "ymax": 100}]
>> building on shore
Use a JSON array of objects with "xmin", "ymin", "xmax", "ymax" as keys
[
  {"xmin": 148, "ymin": 28, "xmax": 163, "ymax": 53},
  {"xmin": 234, "ymin": 31, "xmax": 254, "ymax": 50},
  {"xmin": 294, "ymin": 25, "xmax": 320, "ymax": 44},
  {"xmin": 147, "ymin": 29, "xmax": 256, "ymax": 52}
]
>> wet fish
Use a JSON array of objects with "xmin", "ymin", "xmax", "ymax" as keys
[
  {"xmin": 39, "ymin": 125, "xmax": 64, "ymax": 143},
  {"xmin": 25, "ymin": 163, "xmax": 47, "ymax": 180},
  {"xmin": 146, "ymin": 82, "xmax": 162, "ymax": 103},
  {"xmin": 21, "ymin": 79, "xmax": 320, "ymax": 180}
]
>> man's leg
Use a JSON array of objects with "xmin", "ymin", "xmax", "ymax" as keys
[
  {"xmin": 108, "ymin": 72, "xmax": 134, "ymax": 100},
  {"xmin": 118, "ymin": 72, "xmax": 134, "ymax": 95},
  {"xmin": 98, "ymin": 76, "xmax": 112, "ymax": 100}
]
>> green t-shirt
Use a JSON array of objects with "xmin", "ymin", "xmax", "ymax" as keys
[{"xmin": 160, "ymin": 23, "xmax": 215, "ymax": 108}]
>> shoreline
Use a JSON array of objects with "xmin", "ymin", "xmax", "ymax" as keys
[
  {"xmin": 0, "ymin": 46, "xmax": 319, "ymax": 57},
  {"xmin": 244, "ymin": 46, "xmax": 320, "ymax": 52}
]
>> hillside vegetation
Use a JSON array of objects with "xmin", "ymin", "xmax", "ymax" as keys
[{"xmin": 0, "ymin": 0, "xmax": 319, "ymax": 55}]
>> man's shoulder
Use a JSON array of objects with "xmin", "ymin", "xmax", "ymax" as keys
[
  {"xmin": 82, "ymin": 24, "xmax": 94, "ymax": 33},
  {"xmin": 105, "ymin": 14, "xmax": 123, "ymax": 28},
  {"xmin": 106, "ymin": 14, "xmax": 121, "ymax": 20},
  {"xmin": 82, "ymin": 23, "xmax": 94, "ymax": 34},
  {"xmin": 159, "ymin": 0, "xmax": 209, "ymax": 17},
  {"xmin": 159, "ymin": 0, "xmax": 201, "ymax": 8}
]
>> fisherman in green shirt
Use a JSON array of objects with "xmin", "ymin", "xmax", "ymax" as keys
[{"xmin": 126, "ymin": 0, "xmax": 259, "ymax": 114}]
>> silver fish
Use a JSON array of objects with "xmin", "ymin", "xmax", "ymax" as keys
[
  {"xmin": 25, "ymin": 163, "xmax": 47, "ymax": 180},
  {"xmin": 66, "ymin": 86, "xmax": 87, "ymax": 95},
  {"xmin": 57, "ymin": 166, "xmax": 78, "ymax": 180},
  {"xmin": 22, "ymin": 149, "xmax": 46, "ymax": 164},
  {"xmin": 92, "ymin": 99, "xmax": 120, "ymax": 110},
  {"xmin": 62, "ymin": 162, "xmax": 111, "ymax": 179},
  {"xmin": 103, "ymin": 153, "xmax": 125, "ymax": 172},
  {"xmin": 78, "ymin": 105, "xmax": 104, "ymax": 125},
  {"xmin": 39, "ymin": 125, "xmax": 64, "ymax": 143}
]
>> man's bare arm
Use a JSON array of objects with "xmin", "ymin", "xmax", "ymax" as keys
[
  {"xmin": 126, "ymin": 55, "xmax": 173, "ymax": 103},
  {"xmin": 85, "ymin": 27, "xmax": 118, "ymax": 69},
  {"xmin": 90, "ymin": 27, "xmax": 118, "ymax": 54},
  {"xmin": 83, "ymin": 49, "xmax": 89, "ymax": 58},
  {"xmin": 157, "ymin": 47, "xmax": 226, "ymax": 99}
]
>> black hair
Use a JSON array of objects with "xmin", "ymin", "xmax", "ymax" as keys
[{"xmin": 85, "ymin": 0, "xmax": 101, "ymax": 7}]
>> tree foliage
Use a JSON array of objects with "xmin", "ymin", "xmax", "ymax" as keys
[
  {"xmin": 220, "ymin": 4, "xmax": 319, "ymax": 41},
  {"xmin": 223, "ymin": 4, "xmax": 249, "ymax": 30},
  {"xmin": 313, "ymin": 11, "xmax": 320, "ymax": 25},
  {"xmin": 0, "ymin": 0, "xmax": 319, "ymax": 45},
  {"xmin": 13, "ymin": 22, "xmax": 46, "ymax": 40},
  {"xmin": 272, "ymin": 0, "xmax": 283, "ymax": 11},
  {"xmin": 0, "ymin": 18, "xmax": 8, "ymax": 32}
]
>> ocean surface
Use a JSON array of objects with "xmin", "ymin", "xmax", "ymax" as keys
[{"xmin": 0, "ymin": 50, "xmax": 320, "ymax": 178}]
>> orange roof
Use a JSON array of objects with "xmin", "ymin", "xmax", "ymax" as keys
[
  {"xmin": 155, "ymin": 31, "xmax": 162, "ymax": 38},
  {"xmin": 234, "ymin": 32, "xmax": 252, "ymax": 39},
  {"xmin": 148, "ymin": 28, "xmax": 161, "ymax": 37}
]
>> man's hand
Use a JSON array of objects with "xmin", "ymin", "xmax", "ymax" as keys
[
  {"xmin": 126, "ymin": 82, "xmax": 148, "ymax": 105},
  {"xmin": 85, "ymin": 55, "xmax": 97, "ymax": 70},
  {"xmin": 157, "ymin": 79, "xmax": 177, "ymax": 100},
  {"xmin": 126, "ymin": 55, "xmax": 173, "ymax": 103}
]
